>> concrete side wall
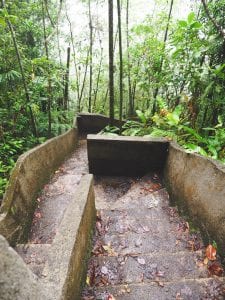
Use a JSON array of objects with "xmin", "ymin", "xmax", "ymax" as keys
[
  {"xmin": 164, "ymin": 142, "xmax": 225, "ymax": 256},
  {"xmin": 87, "ymin": 134, "xmax": 169, "ymax": 176},
  {"xmin": 43, "ymin": 174, "xmax": 96, "ymax": 300},
  {"xmin": 0, "ymin": 234, "xmax": 44, "ymax": 300},
  {"xmin": 0, "ymin": 128, "xmax": 78, "ymax": 245},
  {"xmin": 77, "ymin": 113, "xmax": 124, "ymax": 134}
]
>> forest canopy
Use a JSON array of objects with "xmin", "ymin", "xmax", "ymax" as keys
[{"xmin": 1, "ymin": 0, "xmax": 225, "ymax": 199}]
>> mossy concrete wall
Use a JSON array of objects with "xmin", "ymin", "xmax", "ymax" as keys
[
  {"xmin": 87, "ymin": 134, "xmax": 169, "ymax": 175},
  {"xmin": 42, "ymin": 174, "xmax": 96, "ymax": 300},
  {"xmin": 0, "ymin": 234, "xmax": 44, "ymax": 300},
  {"xmin": 0, "ymin": 128, "xmax": 78, "ymax": 246},
  {"xmin": 0, "ymin": 175, "xmax": 95, "ymax": 300},
  {"xmin": 77, "ymin": 113, "xmax": 124, "ymax": 134},
  {"xmin": 164, "ymin": 142, "xmax": 225, "ymax": 258}
]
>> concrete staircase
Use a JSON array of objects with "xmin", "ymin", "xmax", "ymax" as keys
[{"xmin": 82, "ymin": 176, "xmax": 225, "ymax": 299}]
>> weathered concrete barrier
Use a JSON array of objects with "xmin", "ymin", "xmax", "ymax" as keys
[
  {"xmin": 0, "ymin": 128, "xmax": 78, "ymax": 246},
  {"xmin": 77, "ymin": 113, "xmax": 124, "ymax": 134},
  {"xmin": 42, "ymin": 174, "xmax": 96, "ymax": 300},
  {"xmin": 164, "ymin": 142, "xmax": 225, "ymax": 258},
  {"xmin": 0, "ymin": 175, "xmax": 96, "ymax": 300},
  {"xmin": 0, "ymin": 234, "xmax": 44, "ymax": 300},
  {"xmin": 87, "ymin": 134, "xmax": 169, "ymax": 175}
]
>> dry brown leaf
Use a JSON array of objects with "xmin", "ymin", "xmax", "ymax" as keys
[
  {"xmin": 176, "ymin": 293, "xmax": 183, "ymax": 300},
  {"xmin": 206, "ymin": 244, "xmax": 217, "ymax": 261},
  {"xmin": 155, "ymin": 278, "xmax": 164, "ymax": 287},
  {"xmin": 208, "ymin": 261, "xmax": 224, "ymax": 277}
]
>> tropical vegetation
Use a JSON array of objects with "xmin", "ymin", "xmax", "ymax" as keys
[{"xmin": 1, "ymin": 0, "xmax": 225, "ymax": 199}]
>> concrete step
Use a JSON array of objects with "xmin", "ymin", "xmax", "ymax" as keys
[
  {"xmin": 15, "ymin": 243, "xmax": 51, "ymax": 278},
  {"xmin": 92, "ymin": 278, "xmax": 225, "ymax": 300},
  {"xmin": 87, "ymin": 251, "xmax": 209, "ymax": 287},
  {"xmin": 98, "ymin": 207, "xmax": 192, "ymax": 237},
  {"xmin": 93, "ymin": 278, "xmax": 225, "ymax": 300},
  {"xmin": 101, "ymin": 230, "xmax": 198, "ymax": 256}
]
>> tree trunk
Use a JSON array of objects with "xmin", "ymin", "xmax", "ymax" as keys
[
  {"xmin": 103, "ymin": 25, "xmax": 119, "ymax": 112},
  {"xmin": 42, "ymin": 0, "xmax": 52, "ymax": 137},
  {"xmin": 126, "ymin": 0, "xmax": 133, "ymax": 117},
  {"xmin": 88, "ymin": 0, "xmax": 93, "ymax": 113},
  {"xmin": 93, "ymin": 40, "xmax": 103, "ymax": 111},
  {"xmin": 1, "ymin": 0, "xmax": 38, "ymax": 137},
  {"xmin": 201, "ymin": 0, "xmax": 225, "ymax": 40},
  {"xmin": 64, "ymin": 47, "xmax": 71, "ymax": 110},
  {"xmin": 108, "ymin": 0, "xmax": 114, "ymax": 125},
  {"xmin": 152, "ymin": 0, "xmax": 174, "ymax": 114},
  {"xmin": 117, "ymin": 0, "xmax": 123, "ymax": 122},
  {"xmin": 65, "ymin": 5, "xmax": 80, "ymax": 106},
  {"xmin": 78, "ymin": 47, "xmax": 90, "ymax": 112}
]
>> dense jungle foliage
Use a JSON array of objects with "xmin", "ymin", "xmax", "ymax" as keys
[{"xmin": 0, "ymin": 0, "xmax": 225, "ymax": 199}]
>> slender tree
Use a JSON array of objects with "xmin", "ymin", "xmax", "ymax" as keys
[
  {"xmin": 88, "ymin": 0, "xmax": 93, "ymax": 112},
  {"xmin": 65, "ymin": 4, "xmax": 81, "ymax": 107},
  {"xmin": 64, "ymin": 46, "xmax": 71, "ymax": 110},
  {"xmin": 126, "ymin": 0, "xmax": 133, "ymax": 116},
  {"xmin": 117, "ymin": 0, "xmax": 123, "ymax": 122},
  {"xmin": 93, "ymin": 36, "xmax": 103, "ymax": 110},
  {"xmin": 201, "ymin": 0, "xmax": 225, "ymax": 39},
  {"xmin": 1, "ymin": 0, "xmax": 37, "ymax": 137},
  {"xmin": 108, "ymin": 0, "xmax": 114, "ymax": 125},
  {"xmin": 78, "ymin": 47, "xmax": 90, "ymax": 111},
  {"xmin": 152, "ymin": 0, "xmax": 174, "ymax": 114},
  {"xmin": 103, "ymin": 25, "xmax": 119, "ymax": 111},
  {"xmin": 41, "ymin": 0, "xmax": 52, "ymax": 137}
]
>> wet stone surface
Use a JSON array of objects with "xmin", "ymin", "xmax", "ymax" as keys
[
  {"xmin": 15, "ymin": 139, "xmax": 89, "ymax": 278},
  {"xmin": 82, "ymin": 174, "xmax": 225, "ymax": 299},
  {"xmin": 29, "ymin": 139, "xmax": 88, "ymax": 244}
]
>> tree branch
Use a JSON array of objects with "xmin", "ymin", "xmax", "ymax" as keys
[{"xmin": 201, "ymin": 0, "xmax": 225, "ymax": 39}]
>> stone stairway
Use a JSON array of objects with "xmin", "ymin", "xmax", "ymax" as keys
[
  {"xmin": 15, "ymin": 140, "xmax": 89, "ymax": 280},
  {"xmin": 13, "ymin": 138, "xmax": 225, "ymax": 299},
  {"xmin": 82, "ymin": 175, "xmax": 225, "ymax": 299}
]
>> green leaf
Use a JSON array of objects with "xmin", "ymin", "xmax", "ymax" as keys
[
  {"xmin": 187, "ymin": 12, "xmax": 195, "ymax": 24},
  {"xmin": 136, "ymin": 110, "xmax": 147, "ymax": 124},
  {"xmin": 178, "ymin": 20, "xmax": 187, "ymax": 28},
  {"xmin": 0, "ymin": 16, "xmax": 6, "ymax": 27},
  {"xmin": 190, "ymin": 21, "xmax": 202, "ymax": 29},
  {"xmin": 184, "ymin": 143, "xmax": 207, "ymax": 156}
]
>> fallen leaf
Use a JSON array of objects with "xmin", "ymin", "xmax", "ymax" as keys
[
  {"xmin": 34, "ymin": 212, "xmax": 41, "ymax": 219},
  {"xmin": 208, "ymin": 261, "xmax": 224, "ymax": 277},
  {"xmin": 86, "ymin": 276, "xmax": 90, "ymax": 286},
  {"xmin": 92, "ymin": 240, "xmax": 106, "ymax": 256},
  {"xmin": 186, "ymin": 236, "xmax": 201, "ymax": 251},
  {"xmin": 176, "ymin": 292, "xmax": 183, "ymax": 300},
  {"xmin": 103, "ymin": 244, "xmax": 117, "ymax": 256},
  {"xmin": 156, "ymin": 280, "xmax": 164, "ymax": 287},
  {"xmin": 206, "ymin": 244, "xmax": 217, "ymax": 261},
  {"xmin": 204, "ymin": 257, "xmax": 209, "ymax": 265}
]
